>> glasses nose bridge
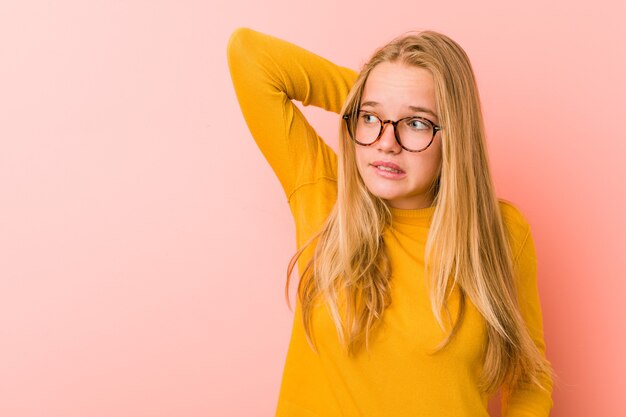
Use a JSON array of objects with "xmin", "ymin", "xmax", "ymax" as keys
[
  {"xmin": 380, "ymin": 119, "xmax": 397, "ymax": 130},
  {"xmin": 378, "ymin": 119, "xmax": 400, "ymax": 144}
]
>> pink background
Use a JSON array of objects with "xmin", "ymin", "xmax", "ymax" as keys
[{"xmin": 1, "ymin": 0, "xmax": 624, "ymax": 416}]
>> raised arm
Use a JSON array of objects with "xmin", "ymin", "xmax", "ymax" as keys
[
  {"xmin": 226, "ymin": 27, "xmax": 358, "ymax": 201},
  {"xmin": 502, "ymin": 223, "xmax": 554, "ymax": 416}
]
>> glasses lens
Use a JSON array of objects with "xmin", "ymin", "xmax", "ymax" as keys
[
  {"xmin": 396, "ymin": 118, "xmax": 434, "ymax": 151},
  {"xmin": 354, "ymin": 112, "xmax": 381, "ymax": 144}
]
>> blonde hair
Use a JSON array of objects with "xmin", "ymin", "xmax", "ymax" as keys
[{"xmin": 285, "ymin": 30, "xmax": 555, "ymax": 396}]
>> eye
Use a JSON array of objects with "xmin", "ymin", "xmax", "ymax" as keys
[
  {"xmin": 359, "ymin": 113, "xmax": 379, "ymax": 124},
  {"xmin": 406, "ymin": 118, "xmax": 430, "ymax": 130}
]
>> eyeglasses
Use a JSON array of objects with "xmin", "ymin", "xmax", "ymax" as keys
[{"xmin": 342, "ymin": 110, "xmax": 442, "ymax": 152}]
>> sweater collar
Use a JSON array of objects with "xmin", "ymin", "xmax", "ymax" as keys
[{"xmin": 388, "ymin": 204, "xmax": 436, "ymax": 226}]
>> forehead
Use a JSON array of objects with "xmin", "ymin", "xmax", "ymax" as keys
[{"xmin": 361, "ymin": 61, "xmax": 436, "ymax": 117}]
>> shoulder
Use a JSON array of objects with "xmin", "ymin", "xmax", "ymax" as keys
[
  {"xmin": 497, "ymin": 198, "xmax": 533, "ymax": 262},
  {"xmin": 498, "ymin": 198, "xmax": 530, "ymax": 232}
]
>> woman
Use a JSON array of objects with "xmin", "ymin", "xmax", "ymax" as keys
[{"xmin": 227, "ymin": 27, "xmax": 555, "ymax": 416}]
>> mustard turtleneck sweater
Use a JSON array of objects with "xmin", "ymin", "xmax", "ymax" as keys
[{"xmin": 227, "ymin": 27, "xmax": 553, "ymax": 417}]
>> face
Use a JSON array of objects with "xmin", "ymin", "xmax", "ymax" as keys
[{"xmin": 354, "ymin": 61, "xmax": 442, "ymax": 210}]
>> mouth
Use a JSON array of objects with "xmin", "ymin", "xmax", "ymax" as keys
[
  {"xmin": 370, "ymin": 162, "xmax": 405, "ymax": 174},
  {"xmin": 370, "ymin": 163, "xmax": 406, "ymax": 179}
]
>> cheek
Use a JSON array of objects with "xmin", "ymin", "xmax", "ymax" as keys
[
  {"xmin": 428, "ymin": 153, "xmax": 443, "ymax": 177},
  {"xmin": 425, "ymin": 141, "xmax": 443, "ymax": 172},
  {"xmin": 408, "ymin": 151, "xmax": 442, "ymax": 180},
  {"xmin": 434, "ymin": 145, "xmax": 443, "ymax": 173},
  {"xmin": 354, "ymin": 148, "xmax": 367, "ymax": 173}
]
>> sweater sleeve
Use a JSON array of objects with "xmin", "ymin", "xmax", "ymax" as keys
[
  {"xmin": 226, "ymin": 27, "xmax": 358, "ymax": 201},
  {"xmin": 502, "ymin": 223, "xmax": 554, "ymax": 416}
]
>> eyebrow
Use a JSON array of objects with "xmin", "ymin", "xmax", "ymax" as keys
[{"xmin": 360, "ymin": 101, "xmax": 438, "ymax": 120}]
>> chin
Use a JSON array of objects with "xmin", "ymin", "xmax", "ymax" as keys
[{"xmin": 365, "ymin": 182, "xmax": 404, "ymax": 201}]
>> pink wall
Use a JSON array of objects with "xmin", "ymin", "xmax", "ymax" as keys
[{"xmin": 1, "ymin": 0, "xmax": 624, "ymax": 416}]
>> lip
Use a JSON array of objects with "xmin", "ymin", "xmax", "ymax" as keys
[
  {"xmin": 371, "ymin": 161, "xmax": 405, "ymax": 173},
  {"xmin": 370, "ymin": 163, "xmax": 406, "ymax": 180}
]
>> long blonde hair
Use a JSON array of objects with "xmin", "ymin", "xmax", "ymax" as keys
[{"xmin": 285, "ymin": 30, "xmax": 555, "ymax": 396}]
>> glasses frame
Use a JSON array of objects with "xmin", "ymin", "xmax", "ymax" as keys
[{"xmin": 342, "ymin": 110, "xmax": 442, "ymax": 153}]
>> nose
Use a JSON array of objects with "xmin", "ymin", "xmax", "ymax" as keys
[{"xmin": 376, "ymin": 121, "xmax": 401, "ymax": 153}]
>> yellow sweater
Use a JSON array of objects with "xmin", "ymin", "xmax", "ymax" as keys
[{"xmin": 227, "ymin": 27, "xmax": 553, "ymax": 417}]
